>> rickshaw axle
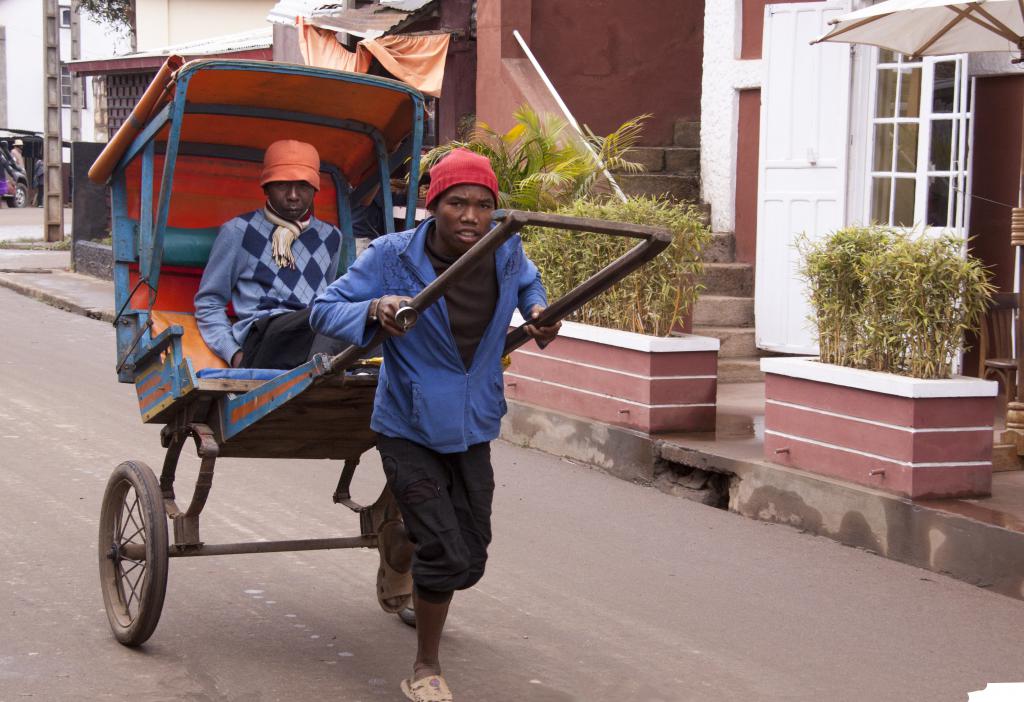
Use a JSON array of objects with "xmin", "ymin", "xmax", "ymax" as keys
[{"xmin": 120, "ymin": 534, "xmax": 376, "ymax": 561}]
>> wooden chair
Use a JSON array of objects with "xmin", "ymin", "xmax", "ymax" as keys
[{"xmin": 979, "ymin": 291, "xmax": 1018, "ymax": 402}]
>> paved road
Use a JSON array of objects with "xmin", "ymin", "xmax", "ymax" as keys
[{"xmin": 1, "ymin": 288, "xmax": 1022, "ymax": 702}]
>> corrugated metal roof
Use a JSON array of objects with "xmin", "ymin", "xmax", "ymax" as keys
[
  {"xmin": 379, "ymin": 0, "xmax": 435, "ymax": 11},
  {"xmin": 309, "ymin": 4, "xmax": 417, "ymax": 39},
  {"xmin": 266, "ymin": 0, "xmax": 327, "ymax": 25},
  {"xmin": 268, "ymin": 1, "xmax": 437, "ymax": 38}
]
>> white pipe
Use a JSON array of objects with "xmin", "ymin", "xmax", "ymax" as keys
[{"xmin": 512, "ymin": 29, "xmax": 627, "ymax": 202}]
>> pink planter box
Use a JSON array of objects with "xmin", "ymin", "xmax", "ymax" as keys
[
  {"xmin": 761, "ymin": 357, "xmax": 997, "ymax": 499},
  {"xmin": 505, "ymin": 315, "xmax": 720, "ymax": 434}
]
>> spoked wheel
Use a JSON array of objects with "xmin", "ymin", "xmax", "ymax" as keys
[{"xmin": 98, "ymin": 460, "xmax": 169, "ymax": 646}]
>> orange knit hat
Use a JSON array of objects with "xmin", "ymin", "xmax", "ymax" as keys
[
  {"xmin": 260, "ymin": 140, "xmax": 320, "ymax": 191},
  {"xmin": 425, "ymin": 149, "xmax": 499, "ymax": 209}
]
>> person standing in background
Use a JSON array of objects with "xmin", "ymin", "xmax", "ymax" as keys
[{"xmin": 33, "ymin": 158, "xmax": 44, "ymax": 207}]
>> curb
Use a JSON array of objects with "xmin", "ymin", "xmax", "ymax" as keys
[
  {"xmin": 504, "ymin": 399, "xmax": 1024, "ymax": 601},
  {"xmin": 0, "ymin": 273, "xmax": 115, "ymax": 323},
  {"xmin": 657, "ymin": 440, "xmax": 1024, "ymax": 601}
]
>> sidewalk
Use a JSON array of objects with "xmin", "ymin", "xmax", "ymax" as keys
[{"xmin": 2, "ymin": 250, "xmax": 1023, "ymax": 600}]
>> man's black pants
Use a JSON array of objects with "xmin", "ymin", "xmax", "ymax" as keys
[
  {"xmin": 241, "ymin": 308, "xmax": 346, "ymax": 370},
  {"xmin": 376, "ymin": 436, "xmax": 494, "ymax": 595}
]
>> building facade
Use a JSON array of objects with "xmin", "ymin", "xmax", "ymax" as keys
[
  {"xmin": 136, "ymin": 0, "xmax": 277, "ymax": 50},
  {"xmin": 0, "ymin": 0, "xmax": 128, "ymax": 141},
  {"xmin": 702, "ymin": 0, "xmax": 1023, "ymax": 371}
]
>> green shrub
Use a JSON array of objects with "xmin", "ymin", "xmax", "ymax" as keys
[
  {"xmin": 799, "ymin": 227, "xmax": 994, "ymax": 379},
  {"xmin": 523, "ymin": 195, "xmax": 710, "ymax": 336},
  {"xmin": 420, "ymin": 105, "xmax": 647, "ymax": 212}
]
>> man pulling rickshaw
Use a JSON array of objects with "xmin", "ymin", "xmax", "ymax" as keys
[{"xmin": 312, "ymin": 149, "xmax": 560, "ymax": 701}]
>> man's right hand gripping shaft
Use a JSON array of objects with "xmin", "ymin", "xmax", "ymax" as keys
[{"xmin": 372, "ymin": 295, "xmax": 414, "ymax": 337}]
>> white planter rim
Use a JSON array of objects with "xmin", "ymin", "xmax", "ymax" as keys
[
  {"xmin": 510, "ymin": 311, "xmax": 720, "ymax": 353},
  {"xmin": 760, "ymin": 356, "xmax": 998, "ymax": 399}
]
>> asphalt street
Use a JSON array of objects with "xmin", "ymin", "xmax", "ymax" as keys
[{"xmin": 1, "ymin": 287, "xmax": 1022, "ymax": 702}]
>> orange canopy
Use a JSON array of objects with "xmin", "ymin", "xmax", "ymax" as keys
[{"xmin": 89, "ymin": 58, "xmax": 424, "ymax": 193}]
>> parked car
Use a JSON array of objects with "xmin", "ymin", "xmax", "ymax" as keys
[{"xmin": 2, "ymin": 161, "xmax": 29, "ymax": 208}]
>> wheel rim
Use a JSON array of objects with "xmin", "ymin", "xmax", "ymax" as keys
[
  {"xmin": 105, "ymin": 478, "xmax": 149, "ymax": 627},
  {"xmin": 14, "ymin": 185, "xmax": 25, "ymax": 208}
]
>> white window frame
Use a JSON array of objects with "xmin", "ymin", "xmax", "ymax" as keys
[
  {"xmin": 864, "ymin": 50, "xmax": 974, "ymax": 236},
  {"xmin": 60, "ymin": 65, "xmax": 72, "ymax": 108}
]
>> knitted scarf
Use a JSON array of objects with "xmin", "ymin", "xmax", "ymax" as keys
[{"xmin": 263, "ymin": 205, "xmax": 311, "ymax": 270}]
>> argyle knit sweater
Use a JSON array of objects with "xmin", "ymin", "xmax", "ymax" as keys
[{"xmin": 194, "ymin": 209, "xmax": 342, "ymax": 363}]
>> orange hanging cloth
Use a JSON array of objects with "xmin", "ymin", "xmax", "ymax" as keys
[
  {"xmin": 296, "ymin": 17, "xmax": 371, "ymax": 73},
  {"xmin": 361, "ymin": 34, "xmax": 450, "ymax": 98}
]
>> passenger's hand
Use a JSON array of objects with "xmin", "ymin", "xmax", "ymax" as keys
[
  {"xmin": 376, "ymin": 295, "xmax": 414, "ymax": 336},
  {"xmin": 523, "ymin": 305, "xmax": 560, "ymax": 348},
  {"xmin": 230, "ymin": 350, "xmax": 243, "ymax": 368}
]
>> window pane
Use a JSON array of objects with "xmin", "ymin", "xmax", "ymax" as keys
[
  {"xmin": 876, "ymin": 68, "xmax": 898, "ymax": 117},
  {"xmin": 871, "ymin": 178, "xmax": 892, "ymax": 224},
  {"xmin": 927, "ymin": 176, "xmax": 951, "ymax": 227},
  {"xmin": 873, "ymin": 124, "xmax": 895, "ymax": 171},
  {"xmin": 898, "ymin": 67, "xmax": 922, "ymax": 117},
  {"xmin": 930, "ymin": 119, "xmax": 952, "ymax": 171},
  {"xmin": 896, "ymin": 123, "xmax": 919, "ymax": 172},
  {"xmin": 961, "ymin": 121, "xmax": 969, "ymax": 170},
  {"xmin": 932, "ymin": 61, "xmax": 957, "ymax": 113},
  {"xmin": 879, "ymin": 49, "xmax": 897, "ymax": 64},
  {"xmin": 894, "ymin": 178, "xmax": 916, "ymax": 226}
]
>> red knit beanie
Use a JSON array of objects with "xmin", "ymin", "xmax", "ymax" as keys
[{"xmin": 425, "ymin": 148, "xmax": 499, "ymax": 209}]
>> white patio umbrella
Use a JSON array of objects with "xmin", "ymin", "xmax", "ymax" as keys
[
  {"xmin": 815, "ymin": 0, "xmax": 1024, "ymax": 448},
  {"xmin": 815, "ymin": 0, "xmax": 1024, "ymax": 58}
]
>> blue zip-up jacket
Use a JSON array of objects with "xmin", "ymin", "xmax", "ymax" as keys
[{"xmin": 310, "ymin": 218, "xmax": 547, "ymax": 453}]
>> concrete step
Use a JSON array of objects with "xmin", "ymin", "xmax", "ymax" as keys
[
  {"xmin": 699, "ymin": 262, "xmax": 753, "ymax": 297},
  {"xmin": 693, "ymin": 295, "xmax": 754, "ymax": 327},
  {"xmin": 717, "ymin": 357, "xmax": 765, "ymax": 384},
  {"xmin": 674, "ymin": 119, "xmax": 700, "ymax": 148},
  {"xmin": 624, "ymin": 147, "xmax": 700, "ymax": 174},
  {"xmin": 623, "ymin": 147, "xmax": 666, "ymax": 173},
  {"xmin": 665, "ymin": 147, "xmax": 700, "ymax": 174},
  {"xmin": 692, "ymin": 325, "xmax": 757, "ymax": 358},
  {"xmin": 701, "ymin": 232, "xmax": 735, "ymax": 263},
  {"xmin": 619, "ymin": 173, "xmax": 699, "ymax": 202}
]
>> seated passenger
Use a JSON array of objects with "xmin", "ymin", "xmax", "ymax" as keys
[{"xmin": 195, "ymin": 140, "xmax": 346, "ymax": 370}]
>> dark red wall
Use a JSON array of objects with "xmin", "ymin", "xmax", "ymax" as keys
[
  {"xmin": 964, "ymin": 75, "xmax": 1023, "ymax": 376},
  {"xmin": 735, "ymin": 89, "xmax": 761, "ymax": 265},
  {"xmin": 478, "ymin": 0, "xmax": 704, "ymax": 147},
  {"xmin": 437, "ymin": 0, "xmax": 477, "ymax": 143},
  {"xmin": 969, "ymin": 75, "xmax": 1022, "ymax": 295}
]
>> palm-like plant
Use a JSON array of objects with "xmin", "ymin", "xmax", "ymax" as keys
[{"xmin": 420, "ymin": 105, "xmax": 648, "ymax": 211}]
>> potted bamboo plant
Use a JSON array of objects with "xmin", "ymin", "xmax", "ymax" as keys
[
  {"xmin": 423, "ymin": 108, "xmax": 717, "ymax": 434},
  {"xmin": 762, "ymin": 226, "xmax": 997, "ymax": 499}
]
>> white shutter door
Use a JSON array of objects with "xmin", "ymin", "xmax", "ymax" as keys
[{"xmin": 755, "ymin": 1, "xmax": 852, "ymax": 355}]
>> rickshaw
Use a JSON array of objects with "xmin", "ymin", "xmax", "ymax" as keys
[{"xmin": 93, "ymin": 57, "xmax": 673, "ymax": 647}]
